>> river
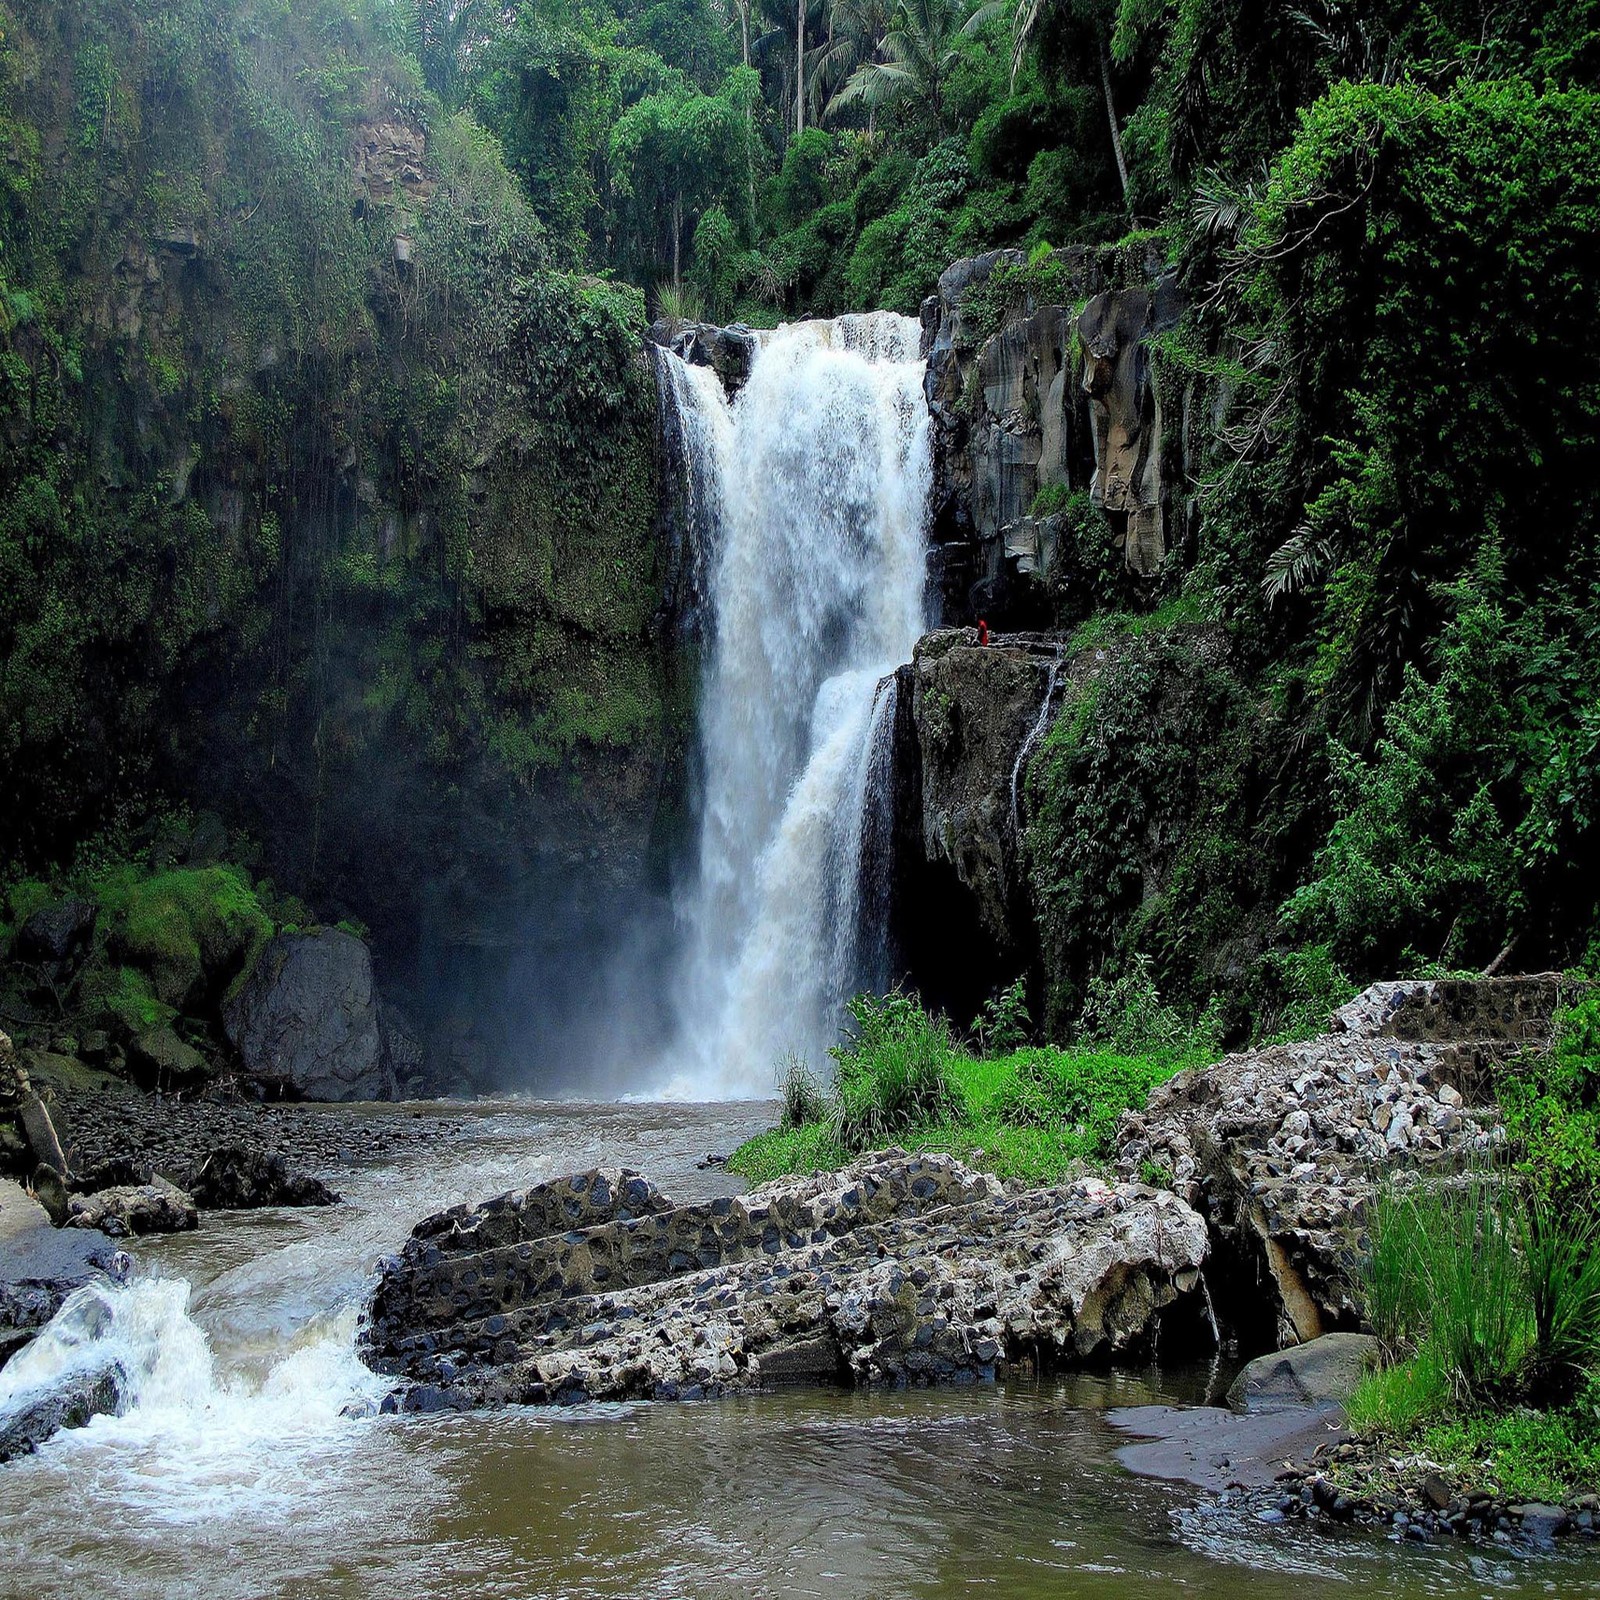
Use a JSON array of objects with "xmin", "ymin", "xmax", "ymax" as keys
[{"xmin": 1, "ymin": 1101, "xmax": 1594, "ymax": 1600}]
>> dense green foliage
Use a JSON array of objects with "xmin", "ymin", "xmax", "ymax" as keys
[{"xmin": 0, "ymin": 0, "xmax": 667, "ymax": 943}]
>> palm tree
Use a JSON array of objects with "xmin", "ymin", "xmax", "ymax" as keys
[
  {"xmin": 829, "ymin": 0, "xmax": 974, "ymax": 137},
  {"xmin": 753, "ymin": 0, "xmax": 821, "ymax": 139},
  {"xmin": 997, "ymin": 0, "xmax": 1130, "ymax": 208},
  {"xmin": 809, "ymin": 0, "xmax": 895, "ymax": 127}
]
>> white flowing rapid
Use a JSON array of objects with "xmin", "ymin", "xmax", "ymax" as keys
[{"xmin": 654, "ymin": 314, "xmax": 931, "ymax": 1099}]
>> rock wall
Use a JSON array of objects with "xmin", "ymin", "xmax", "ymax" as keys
[
  {"xmin": 918, "ymin": 246, "xmax": 1186, "ymax": 623},
  {"xmin": 888, "ymin": 619, "xmax": 1268, "ymax": 1031},
  {"xmin": 903, "ymin": 629, "xmax": 1068, "ymax": 952}
]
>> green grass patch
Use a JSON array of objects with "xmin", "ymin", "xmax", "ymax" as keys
[
  {"xmin": 1415, "ymin": 1408, "xmax": 1600, "ymax": 1505},
  {"xmin": 728, "ymin": 987, "xmax": 1211, "ymax": 1186}
]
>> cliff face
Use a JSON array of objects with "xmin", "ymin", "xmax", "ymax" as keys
[
  {"xmin": 918, "ymin": 246, "xmax": 1185, "ymax": 626},
  {"xmin": 0, "ymin": 1, "xmax": 675, "ymax": 1084},
  {"xmin": 894, "ymin": 618, "xmax": 1274, "ymax": 1035},
  {"xmin": 896, "ymin": 249, "xmax": 1255, "ymax": 1029}
]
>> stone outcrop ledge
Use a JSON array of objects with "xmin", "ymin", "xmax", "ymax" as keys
[{"xmin": 361, "ymin": 1151, "xmax": 1209, "ymax": 1410}]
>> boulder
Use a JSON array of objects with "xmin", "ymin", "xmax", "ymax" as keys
[
  {"xmin": 0, "ymin": 1363, "xmax": 123, "ymax": 1463},
  {"xmin": 1226, "ymin": 1332, "xmax": 1380, "ymax": 1412},
  {"xmin": 1, "ymin": 1176, "xmax": 124, "ymax": 1373},
  {"xmin": 64, "ymin": 1177, "xmax": 197, "ymax": 1237},
  {"xmin": 127, "ymin": 1025, "xmax": 210, "ymax": 1088},
  {"xmin": 362, "ymin": 1151, "xmax": 1209, "ymax": 1409},
  {"xmin": 646, "ymin": 320, "xmax": 758, "ymax": 396},
  {"xmin": 13, "ymin": 897, "xmax": 97, "ymax": 972},
  {"xmin": 186, "ymin": 1144, "xmax": 338, "ymax": 1209},
  {"xmin": 223, "ymin": 928, "xmax": 393, "ymax": 1102}
]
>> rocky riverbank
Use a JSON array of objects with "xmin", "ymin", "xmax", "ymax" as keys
[
  {"xmin": 362, "ymin": 1150, "xmax": 1211, "ymax": 1409},
  {"xmin": 1114, "ymin": 975, "xmax": 1569, "ymax": 1347}
]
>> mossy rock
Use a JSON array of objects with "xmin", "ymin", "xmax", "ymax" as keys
[
  {"xmin": 127, "ymin": 1027, "xmax": 212, "ymax": 1089},
  {"xmin": 93, "ymin": 865, "xmax": 273, "ymax": 1010}
]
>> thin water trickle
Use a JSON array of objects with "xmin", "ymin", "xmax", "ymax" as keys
[
  {"xmin": 653, "ymin": 314, "xmax": 931, "ymax": 1098},
  {"xmin": 1009, "ymin": 646, "xmax": 1066, "ymax": 843}
]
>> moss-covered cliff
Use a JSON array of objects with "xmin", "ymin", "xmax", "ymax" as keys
[{"xmin": 0, "ymin": 0, "xmax": 675, "ymax": 1070}]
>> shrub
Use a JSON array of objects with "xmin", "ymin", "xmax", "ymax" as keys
[
  {"xmin": 1360, "ymin": 1159, "xmax": 1600, "ymax": 1413},
  {"xmin": 1361, "ymin": 1172, "xmax": 1529, "ymax": 1401},
  {"xmin": 829, "ymin": 989, "xmax": 960, "ymax": 1151},
  {"xmin": 1500, "ymin": 988, "xmax": 1600, "ymax": 1202},
  {"xmin": 1077, "ymin": 953, "xmax": 1220, "ymax": 1056},
  {"xmin": 776, "ymin": 1052, "xmax": 829, "ymax": 1129},
  {"xmin": 1248, "ymin": 945, "xmax": 1358, "ymax": 1045},
  {"xmin": 972, "ymin": 977, "xmax": 1031, "ymax": 1055},
  {"xmin": 1520, "ymin": 1190, "xmax": 1600, "ymax": 1401}
]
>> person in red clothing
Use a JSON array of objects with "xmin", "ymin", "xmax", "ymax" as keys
[{"xmin": 977, "ymin": 617, "xmax": 990, "ymax": 646}]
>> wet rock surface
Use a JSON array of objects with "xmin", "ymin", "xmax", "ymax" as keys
[
  {"xmin": 916, "ymin": 243, "xmax": 1186, "ymax": 618},
  {"xmin": 186, "ymin": 1144, "xmax": 339, "ymax": 1209},
  {"xmin": 907, "ymin": 628, "xmax": 1092, "ymax": 948},
  {"xmin": 646, "ymin": 319, "xmax": 758, "ymax": 395},
  {"xmin": 1114, "ymin": 976, "xmax": 1570, "ymax": 1344},
  {"xmin": 64, "ymin": 1177, "xmax": 198, "ymax": 1238},
  {"xmin": 0, "ymin": 1363, "xmax": 123, "ymax": 1464},
  {"xmin": 363, "ymin": 1150, "xmax": 1210, "ymax": 1408},
  {"xmin": 224, "ymin": 928, "xmax": 393, "ymax": 1102},
  {"xmin": 41, "ymin": 1076, "xmax": 457, "ymax": 1189},
  {"xmin": 0, "ymin": 1179, "xmax": 124, "ymax": 1372},
  {"xmin": 1220, "ymin": 1437, "xmax": 1600, "ymax": 1547}
]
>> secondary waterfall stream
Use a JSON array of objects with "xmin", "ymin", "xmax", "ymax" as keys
[{"xmin": 653, "ymin": 314, "xmax": 931, "ymax": 1099}]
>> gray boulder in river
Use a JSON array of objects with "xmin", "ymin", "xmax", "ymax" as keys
[
  {"xmin": 224, "ymin": 928, "xmax": 394, "ymax": 1102},
  {"xmin": 361, "ymin": 1150, "xmax": 1210, "ymax": 1408}
]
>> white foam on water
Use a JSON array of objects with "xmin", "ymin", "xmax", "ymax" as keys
[{"xmin": 1, "ymin": 1274, "xmax": 388, "ymax": 1525}]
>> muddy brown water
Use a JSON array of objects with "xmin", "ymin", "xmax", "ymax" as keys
[{"xmin": 0, "ymin": 1101, "xmax": 1595, "ymax": 1600}]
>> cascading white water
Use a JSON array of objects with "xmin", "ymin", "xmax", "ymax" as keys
[{"xmin": 654, "ymin": 314, "xmax": 931, "ymax": 1098}]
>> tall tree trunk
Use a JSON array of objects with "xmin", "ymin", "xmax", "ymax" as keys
[
  {"xmin": 672, "ymin": 189, "xmax": 682, "ymax": 289},
  {"xmin": 739, "ymin": 0, "xmax": 750, "ymax": 66},
  {"xmin": 1098, "ymin": 37, "xmax": 1132, "ymax": 213},
  {"xmin": 796, "ymin": 0, "xmax": 806, "ymax": 136}
]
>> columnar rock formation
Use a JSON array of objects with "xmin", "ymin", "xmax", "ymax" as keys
[
  {"xmin": 1078, "ymin": 283, "xmax": 1183, "ymax": 575},
  {"xmin": 916, "ymin": 245, "xmax": 1185, "ymax": 619},
  {"xmin": 362, "ymin": 1150, "xmax": 1210, "ymax": 1408}
]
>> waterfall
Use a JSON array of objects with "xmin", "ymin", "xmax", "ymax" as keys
[
  {"xmin": 650, "ymin": 342, "xmax": 731, "ymax": 644},
  {"xmin": 652, "ymin": 314, "xmax": 931, "ymax": 1098}
]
